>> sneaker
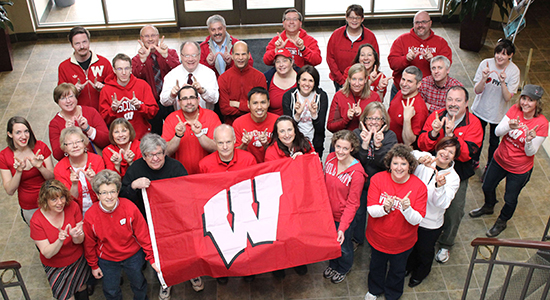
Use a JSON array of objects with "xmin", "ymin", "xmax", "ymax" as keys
[
  {"xmin": 435, "ymin": 248, "xmax": 450, "ymax": 263},
  {"xmin": 330, "ymin": 271, "xmax": 346, "ymax": 284},
  {"xmin": 159, "ymin": 286, "xmax": 171, "ymax": 300},
  {"xmin": 190, "ymin": 277, "xmax": 204, "ymax": 292},
  {"xmin": 323, "ymin": 266, "xmax": 337, "ymax": 279},
  {"xmin": 365, "ymin": 292, "xmax": 378, "ymax": 300}
]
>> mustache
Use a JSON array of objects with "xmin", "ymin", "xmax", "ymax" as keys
[{"xmin": 448, "ymin": 105, "xmax": 460, "ymax": 110}]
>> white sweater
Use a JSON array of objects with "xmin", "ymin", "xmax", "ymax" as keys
[{"xmin": 412, "ymin": 150, "xmax": 460, "ymax": 229}]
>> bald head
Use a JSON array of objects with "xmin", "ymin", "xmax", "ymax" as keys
[
  {"xmin": 214, "ymin": 124, "xmax": 236, "ymax": 161},
  {"xmin": 232, "ymin": 41, "xmax": 250, "ymax": 69}
]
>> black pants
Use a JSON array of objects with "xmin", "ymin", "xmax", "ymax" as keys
[
  {"xmin": 476, "ymin": 116, "xmax": 500, "ymax": 167},
  {"xmin": 406, "ymin": 226, "xmax": 443, "ymax": 281}
]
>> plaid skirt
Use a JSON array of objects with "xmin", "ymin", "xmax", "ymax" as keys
[{"xmin": 43, "ymin": 254, "xmax": 90, "ymax": 300}]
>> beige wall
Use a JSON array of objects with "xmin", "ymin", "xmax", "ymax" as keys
[{"xmin": 5, "ymin": 0, "xmax": 35, "ymax": 34}]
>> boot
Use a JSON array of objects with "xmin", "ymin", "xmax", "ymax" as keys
[
  {"xmin": 486, "ymin": 218, "xmax": 507, "ymax": 237},
  {"xmin": 74, "ymin": 290, "xmax": 89, "ymax": 300},
  {"xmin": 469, "ymin": 205, "xmax": 494, "ymax": 218}
]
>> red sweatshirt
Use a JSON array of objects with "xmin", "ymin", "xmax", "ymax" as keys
[
  {"xmin": 327, "ymin": 90, "xmax": 381, "ymax": 133},
  {"xmin": 388, "ymin": 29, "xmax": 452, "ymax": 90},
  {"xmin": 99, "ymin": 74, "xmax": 159, "ymax": 140},
  {"xmin": 132, "ymin": 48, "xmax": 181, "ymax": 99},
  {"xmin": 83, "ymin": 198, "xmax": 155, "ymax": 269},
  {"xmin": 263, "ymin": 28, "xmax": 322, "ymax": 68},
  {"xmin": 366, "ymin": 171, "xmax": 427, "ymax": 254},
  {"xmin": 58, "ymin": 52, "xmax": 114, "ymax": 111},
  {"xmin": 387, "ymin": 91, "xmax": 429, "ymax": 144},
  {"xmin": 324, "ymin": 152, "xmax": 366, "ymax": 233},
  {"xmin": 218, "ymin": 64, "xmax": 267, "ymax": 125},
  {"xmin": 327, "ymin": 25, "xmax": 379, "ymax": 85}
]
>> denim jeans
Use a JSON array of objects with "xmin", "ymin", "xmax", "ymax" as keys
[
  {"xmin": 476, "ymin": 116, "xmax": 500, "ymax": 167},
  {"xmin": 98, "ymin": 249, "xmax": 148, "ymax": 300},
  {"xmin": 482, "ymin": 159, "xmax": 532, "ymax": 221},
  {"xmin": 368, "ymin": 246, "xmax": 413, "ymax": 300},
  {"xmin": 352, "ymin": 189, "xmax": 369, "ymax": 244},
  {"xmin": 329, "ymin": 220, "xmax": 356, "ymax": 274}
]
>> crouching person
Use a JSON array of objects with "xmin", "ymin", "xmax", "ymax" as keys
[{"xmin": 83, "ymin": 169, "xmax": 159, "ymax": 300}]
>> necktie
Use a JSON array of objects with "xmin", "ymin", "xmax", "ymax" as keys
[
  {"xmin": 151, "ymin": 53, "xmax": 163, "ymax": 97},
  {"xmin": 187, "ymin": 73, "xmax": 193, "ymax": 85}
]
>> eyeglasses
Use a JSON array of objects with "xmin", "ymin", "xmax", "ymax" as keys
[
  {"xmin": 144, "ymin": 151, "xmax": 164, "ymax": 159},
  {"xmin": 64, "ymin": 139, "xmax": 84, "ymax": 147},
  {"xmin": 347, "ymin": 16, "xmax": 363, "ymax": 21},
  {"xmin": 60, "ymin": 94, "xmax": 75, "ymax": 101},
  {"xmin": 366, "ymin": 117, "xmax": 383, "ymax": 122},
  {"xmin": 414, "ymin": 20, "xmax": 431, "ymax": 25},
  {"xmin": 98, "ymin": 190, "xmax": 117, "ymax": 196},
  {"xmin": 181, "ymin": 53, "xmax": 199, "ymax": 59},
  {"xmin": 285, "ymin": 17, "xmax": 300, "ymax": 22},
  {"xmin": 178, "ymin": 96, "xmax": 198, "ymax": 101},
  {"xmin": 115, "ymin": 67, "xmax": 132, "ymax": 72}
]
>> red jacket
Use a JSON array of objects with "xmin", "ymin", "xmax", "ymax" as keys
[
  {"xmin": 218, "ymin": 64, "xmax": 267, "ymax": 125},
  {"xmin": 199, "ymin": 148, "xmax": 257, "ymax": 173},
  {"xmin": 388, "ymin": 29, "xmax": 452, "ymax": 90},
  {"xmin": 327, "ymin": 25, "xmax": 379, "ymax": 85},
  {"xmin": 327, "ymin": 90, "xmax": 381, "ymax": 133},
  {"xmin": 54, "ymin": 153, "xmax": 105, "ymax": 211},
  {"xmin": 132, "ymin": 48, "xmax": 180, "ymax": 99},
  {"xmin": 99, "ymin": 74, "xmax": 159, "ymax": 140},
  {"xmin": 199, "ymin": 35, "xmax": 254, "ymax": 77},
  {"xmin": 417, "ymin": 108, "xmax": 483, "ymax": 180},
  {"xmin": 324, "ymin": 152, "xmax": 366, "ymax": 233},
  {"xmin": 58, "ymin": 52, "xmax": 114, "ymax": 111},
  {"xmin": 48, "ymin": 106, "xmax": 110, "ymax": 161},
  {"xmin": 263, "ymin": 28, "xmax": 322, "ymax": 67},
  {"xmin": 83, "ymin": 198, "xmax": 154, "ymax": 269}
]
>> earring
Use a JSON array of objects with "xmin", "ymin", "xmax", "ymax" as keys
[{"xmin": 64, "ymin": 152, "xmax": 68, "ymax": 157}]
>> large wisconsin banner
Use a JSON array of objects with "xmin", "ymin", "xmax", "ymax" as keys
[{"xmin": 143, "ymin": 154, "xmax": 341, "ymax": 287}]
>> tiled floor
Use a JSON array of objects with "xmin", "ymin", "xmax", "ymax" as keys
[{"xmin": 1, "ymin": 2, "xmax": 550, "ymax": 299}]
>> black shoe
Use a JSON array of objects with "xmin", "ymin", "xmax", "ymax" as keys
[
  {"xmin": 86, "ymin": 284, "xmax": 95, "ymax": 296},
  {"xmin": 216, "ymin": 277, "xmax": 229, "ymax": 284},
  {"xmin": 408, "ymin": 278, "xmax": 422, "ymax": 288},
  {"xmin": 74, "ymin": 290, "xmax": 89, "ymax": 300},
  {"xmin": 405, "ymin": 270, "xmax": 411, "ymax": 277},
  {"xmin": 469, "ymin": 205, "xmax": 494, "ymax": 218},
  {"xmin": 486, "ymin": 218, "xmax": 507, "ymax": 237},
  {"xmin": 272, "ymin": 270, "xmax": 286, "ymax": 279},
  {"xmin": 294, "ymin": 265, "xmax": 308, "ymax": 275},
  {"xmin": 243, "ymin": 275, "xmax": 255, "ymax": 282}
]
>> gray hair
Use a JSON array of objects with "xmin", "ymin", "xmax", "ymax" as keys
[
  {"xmin": 140, "ymin": 25, "xmax": 159, "ymax": 36},
  {"xmin": 430, "ymin": 55, "xmax": 451, "ymax": 69},
  {"xmin": 282, "ymin": 8, "xmax": 303, "ymax": 22},
  {"xmin": 59, "ymin": 127, "xmax": 89, "ymax": 153},
  {"xmin": 140, "ymin": 133, "xmax": 167, "ymax": 155},
  {"xmin": 207, "ymin": 14, "xmax": 226, "ymax": 27},
  {"xmin": 403, "ymin": 66, "xmax": 423, "ymax": 83},
  {"xmin": 179, "ymin": 41, "xmax": 201, "ymax": 55},
  {"xmin": 92, "ymin": 169, "xmax": 121, "ymax": 194},
  {"xmin": 213, "ymin": 124, "xmax": 235, "ymax": 141}
]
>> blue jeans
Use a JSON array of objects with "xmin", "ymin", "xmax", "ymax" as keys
[
  {"xmin": 352, "ymin": 189, "xmax": 369, "ymax": 244},
  {"xmin": 329, "ymin": 220, "xmax": 356, "ymax": 274},
  {"xmin": 98, "ymin": 249, "xmax": 148, "ymax": 300},
  {"xmin": 482, "ymin": 159, "xmax": 532, "ymax": 221},
  {"xmin": 390, "ymin": 83, "xmax": 399, "ymax": 103},
  {"xmin": 368, "ymin": 246, "xmax": 413, "ymax": 300}
]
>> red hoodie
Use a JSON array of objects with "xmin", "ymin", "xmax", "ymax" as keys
[
  {"xmin": 388, "ymin": 29, "xmax": 452, "ymax": 90},
  {"xmin": 99, "ymin": 74, "xmax": 159, "ymax": 140},
  {"xmin": 324, "ymin": 152, "xmax": 366, "ymax": 233}
]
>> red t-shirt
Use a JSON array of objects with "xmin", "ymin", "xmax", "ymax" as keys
[
  {"xmin": 199, "ymin": 149, "xmax": 257, "ymax": 173},
  {"xmin": 494, "ymin": 105, "xmax": 549, "ymax": 173},
  {"xmin": 366, "ymin": 171, "xmax": 427, "ymax": 254},
  {"xmin": 0, "ymin": 141, "xmax": 52, "ymax": 209},
  {"xmin": 387, "ymin": 91, "xmax": 429, "ymax": 144},
  {"xmin": 233, "ymin": 113, "xmax": 279, "ymax": 163},
  {"xmin": 102, "ymin": 140, "xmax": 142, "ymax": 177},
  {"xmin": 162, "ymin": 108, "xmax": 221, "ymax": 174},
  {"xmin": 30, "ymin": 201, "xmax": 84, "ymax": 267},
  {"xmin": 269, "ymin": 82, "xmax": 296, "ymax": 116}
]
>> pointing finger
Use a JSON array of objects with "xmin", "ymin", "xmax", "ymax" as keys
[
  {"xmin": 108, "ymin": 147, "xmax": 117, "ymax": 154},
  {"xmin": 192, "ymin": 75, "xmax": 197, "ymax": 83},
  {"xmin": 378, "ymin": 124, "xmax": 387, "ymax": 133},
  {"xmin": 132, "ymin": 91, "xmax": 136, "ymax": 99},
  {"xmin": 404, "ymin": 191, "xmax": 412, "ymax": 199},
  {"xmin": 435, "ymin": 111, "xmax": 439, "ymax": 120},
  {"xmin": 176, "ymin": 115, "xmax": 183, "ymax": 123},
  {"xmin": 175, "ymin": 79, "xmax": 180, "ymax": 89},
  {"xmin": 441, "ymin": 171, "xmax": 451, "ymax": 177},
  {"xmin": 138, "ymin": 40, "xmax": 145, "ymax": 48},
  {"xmin": 34, "ymin": 149, "xmax": 41, "ymax": 156},
  {"xmin": 160, "ymin": 36, "xmax": 165, "ymax": 44}
]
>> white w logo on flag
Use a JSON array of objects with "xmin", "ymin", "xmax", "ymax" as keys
[
  {"xmin": 90, "ymin": 65, "xmax": 104, "ymax": 77},
  {"xmin": 202, "ymin": 172, "xmax": 282, "ymax": 268}
]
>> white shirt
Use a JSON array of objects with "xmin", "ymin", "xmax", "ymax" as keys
[{"xmin": 159, "ymin": 64, "xmax": 219, "ymax": 110}]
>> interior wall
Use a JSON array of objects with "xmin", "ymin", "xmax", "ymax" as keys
[{"xmin": 5, "ymin": 0, "xmax": 36, "ymax": 34}]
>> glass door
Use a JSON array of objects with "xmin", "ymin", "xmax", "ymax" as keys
[{"xmin": 177, "ymin": 0, "xmax": 300, "ymax": 26}]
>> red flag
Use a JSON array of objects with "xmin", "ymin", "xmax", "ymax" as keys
[{"xmin": 143, "ymin": 154, "xmax": 340, "ymax": 287}]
